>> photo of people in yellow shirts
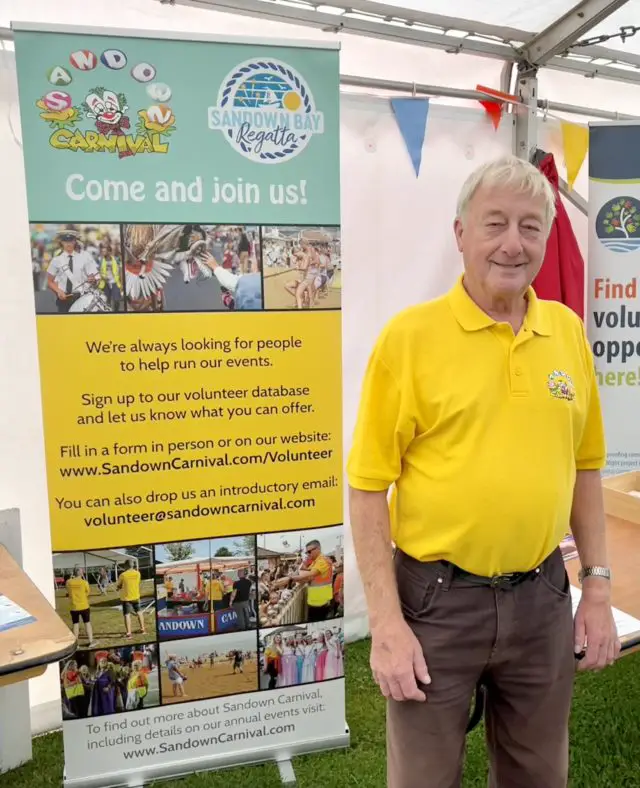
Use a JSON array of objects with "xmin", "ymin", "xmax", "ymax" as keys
[
  {"xmin": 53, "ymin": 546, "xmax": 157, "ymax": 649},
  {"xmin": 154, "ymin": 536, "xmax": 257, "ymax": 640}
]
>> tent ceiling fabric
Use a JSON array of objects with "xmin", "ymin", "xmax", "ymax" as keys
[{"xmin": 379, "ymin": 0, "xmax": 640, "ymax": 54}]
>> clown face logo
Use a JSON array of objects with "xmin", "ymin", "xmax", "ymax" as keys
[
  {"xmin": 84, "ymin": 89, "xmax": 127, "ymax": 127},
  {"xmin": 36, "ymin": 47, "xmax": 177, "ymax": 157}
]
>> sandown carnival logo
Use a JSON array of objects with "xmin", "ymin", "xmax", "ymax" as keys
[
  {"xmin": 35, "ymin": 48, "xmax": 177, "ymax": 158},
  {"xmin": 208, "ymin": 58, "xmax": 324, "ymax": 163},
  {"xmin": 595, "ymin": 196, "xmax": 640, "ymax": 254}
]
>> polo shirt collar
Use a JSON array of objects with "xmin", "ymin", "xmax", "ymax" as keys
[{"xmin": 448, "ymin": 275, "xmax": 552, "ymax": 336}]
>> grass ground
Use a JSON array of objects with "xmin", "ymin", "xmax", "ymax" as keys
[
  {"xmin": 55, "ymin": 581, "xmax": 156, "ymax": 649},
  {"xmin": 5, "ymin": 639, "xmax": 640, "ymax": 787}
]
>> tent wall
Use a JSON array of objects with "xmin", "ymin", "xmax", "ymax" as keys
[{"xmin": 0, "ymin": 0, "xmax": 615, "ymax": 733}]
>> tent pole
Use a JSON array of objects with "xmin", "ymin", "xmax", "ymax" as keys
[
  {"xmin": 339, "ymin": 75, "xmax": 638, "ymax": 121},
  {"xmin": 558, "ymin": 178, "xmax": 588, "ymax": 215},
  {"xmin": 515, "ymin": 67, "xmax": 539, "ymax": 160}
]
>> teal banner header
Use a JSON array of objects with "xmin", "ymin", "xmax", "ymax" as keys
[{"xmin": 14, "ymin": 27, "xmax": 340, "ymax": 224}]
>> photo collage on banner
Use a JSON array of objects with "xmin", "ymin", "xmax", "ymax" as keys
[{"xmin": 14, "ymin": 23, "xmax": 346, "ymax": 787}]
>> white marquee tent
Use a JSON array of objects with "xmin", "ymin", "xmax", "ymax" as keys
[
  {"xmin": 0, "ymin": 0, "xmax": 638, "ymax": 733},
  {"xmin": 51, "ymin": 549, "xmax": 131, "ymax": 572}
]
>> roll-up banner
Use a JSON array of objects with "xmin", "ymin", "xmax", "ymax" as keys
[
  {"xmin": 13, "ymin": 22, "xmax": 347, "ymax": 787},
  {"xmin": 588, "ymin": 122, "xmax": 640, "ymax": 474}
]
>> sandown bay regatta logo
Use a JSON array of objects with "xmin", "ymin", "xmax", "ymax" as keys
[{"xmin": 208, "ymin": 59, "xmax": 324, "ymax": 163}]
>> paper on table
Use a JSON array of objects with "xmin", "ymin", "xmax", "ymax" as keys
[
  {"xmin": 570, "ymin": 586, "xmax": 640, "ymax": 640},
  {"xmin": 0, "ymin": 594, "xmax": 36, "ymax": 633}
]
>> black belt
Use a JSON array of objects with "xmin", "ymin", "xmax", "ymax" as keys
[{"xmin": 449, "ymin": 562, "xmax": 538, "ymax": 589}]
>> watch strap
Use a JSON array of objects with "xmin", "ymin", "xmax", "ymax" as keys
[{"xmin": 578, "ymin": 566, "xmax": 611, "ymax": 582}]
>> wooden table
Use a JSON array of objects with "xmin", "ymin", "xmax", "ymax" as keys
[
  {"xmin": 0, "ymin": 545, "xmax": 76, "ymax": 687},
  {"xmin": 566, "ymin": 514, "xmax": 640, "ymax": 652}
]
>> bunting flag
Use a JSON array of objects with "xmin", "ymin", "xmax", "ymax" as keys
[
  {"xmin": 479, "ymin": 99, "xmax": 503, "ymax": 130},
  {"xmin": 476, "ymin": 85, "xmax": 520, "ymax": 131},
  {"xmin": 390, "ymin": 98, "xmax": 430, "ymax": 177},
  {"xmin": 560, "ymin": 121, "xmax": 589, "ymax": 190}
]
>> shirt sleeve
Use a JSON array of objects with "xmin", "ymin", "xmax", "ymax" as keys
[
  {"xmin": 47, "ymin": 257, "xmax": 61, "ymax": 277},
  {"xmin": 214, "ymin": 268, "xmax": 240, "ymax": 293},
  {"xmin": 576, "ymin": 324, "xmax": 606, "ymax": 470},
  {"xmin": 346, "ymin": 331, "xmax": 415, "ymax": 491}
]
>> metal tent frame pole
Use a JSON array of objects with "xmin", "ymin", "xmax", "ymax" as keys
[
  {"xmin": 162, "ymin": 0, "xmax": 640, "ymax": 84},
  {"xmin": 339, "ymin": 74, "xmax": 638, "ymax": 122}
]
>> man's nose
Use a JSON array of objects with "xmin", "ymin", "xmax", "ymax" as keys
[{"xmin": 500, "ymin": 224, "xmax": 525, "ymax": 257}]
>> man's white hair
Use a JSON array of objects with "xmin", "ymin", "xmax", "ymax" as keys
[{"xmin": 456, "ymin": 155, "xmax": 557, "ymax": 236}]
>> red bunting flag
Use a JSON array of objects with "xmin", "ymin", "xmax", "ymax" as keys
[
  {"xmin": 479, "ymin": 100, "xmax": 503, "ymax": 130},
  {"xmin": 476, "ymin": 84, "xmax": 520, "ymax": 131}
]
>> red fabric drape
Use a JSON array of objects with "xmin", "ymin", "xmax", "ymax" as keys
[{"xmin": 532, "ymin": 152, "xmax": 585, "ymax": 319}]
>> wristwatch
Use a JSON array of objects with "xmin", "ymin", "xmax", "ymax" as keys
[{"xmin": 578, "ymin": 566, "xmax": 611, "ymax": 583}]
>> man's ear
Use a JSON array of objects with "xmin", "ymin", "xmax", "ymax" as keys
[{"xmin": 453, "ymin": 217, "xmax": 464, "ymax": 253}]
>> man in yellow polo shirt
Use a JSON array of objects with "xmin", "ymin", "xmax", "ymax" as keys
[
  {"xmin": 117, "ymin": 560, "xmax": 146, "ymax": 640},
  {"xmin": 65, "ymin": 566, "xmax": 96, "ymax": 647},
  {"xmin": 347, "ymin": 155, "xmax": 619, "ymax": 788}
]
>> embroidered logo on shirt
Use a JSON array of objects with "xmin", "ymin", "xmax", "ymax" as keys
[{"xmin": 547, "ymin": 370, "xmax": 575, "ymax": 402}]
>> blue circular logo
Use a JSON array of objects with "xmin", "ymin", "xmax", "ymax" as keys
[
  {"xmin": 595, "ymin": 196, "xmax": 640, "ymax": 254},
  {"xmin": 210, "ymin": 59, "xmax": 324, "ymax": 163}
]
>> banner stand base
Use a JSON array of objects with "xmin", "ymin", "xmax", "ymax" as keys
[
  {"xmin": 277, "ymin": 759, "xmax": 297, "ymax": 785},
  {"xmin": 63, "ymin": 729, "xmax": 351, "ymax": 788}
]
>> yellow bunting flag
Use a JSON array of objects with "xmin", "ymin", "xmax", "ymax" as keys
[{"xmin": 560, "ymin": 121, "xmax": 589, "ymax": 190}]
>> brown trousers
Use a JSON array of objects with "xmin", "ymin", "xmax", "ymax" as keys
[{"xmin": 388, "ymin": 548, "xmax": 575, "ymax": 788}]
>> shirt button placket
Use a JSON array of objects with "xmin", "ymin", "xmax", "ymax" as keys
[{"xmin": 510, "ymin": 354, "xmax": 529, "ymax": 395}]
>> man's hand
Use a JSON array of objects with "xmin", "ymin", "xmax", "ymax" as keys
[
  {"xmin": 371, "ymin": 618, "xmax": 430, "ymax": 702},
  {"xmin": 574, "ymin": 583, "xmax": 620, "ymax": 671}
]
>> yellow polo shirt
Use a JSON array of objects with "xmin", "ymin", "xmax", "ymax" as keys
[
  {"xmin": 119, "ymin": 569, "xmax": 141, "ymax": 602},
  {"xmin": 347, "ymin": 277, "xmax": 606, "ymax": 576},
  {"xmin": 66, "ymin": 577, "xmax": 90, "ymax": 611}
]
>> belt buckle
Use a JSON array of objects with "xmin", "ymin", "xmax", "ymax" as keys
[{"xmin": 490, "ymin": 573, "xmax": 515, "ymax": 588}]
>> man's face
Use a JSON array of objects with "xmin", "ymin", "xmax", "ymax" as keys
[
  {"xmin": 453, "ymin": 185, "xmax": 548, "ymax": 301},
  {"xmin": 61, "ymin": 239, "xmax": 75, "ymax": 254}
]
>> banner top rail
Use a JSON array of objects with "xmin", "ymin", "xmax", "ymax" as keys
[
  {"xmin": 588, "ymin": 120, "xmax": 640, "ymax": 127},
  {"xmin": 10, "ymin": 20, "xmax": 341, "ymax": 50}
]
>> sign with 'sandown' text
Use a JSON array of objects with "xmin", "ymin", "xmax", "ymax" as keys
[{"xmin": 14, "ymin": 22, "xmax": 346, "ymax": 788}]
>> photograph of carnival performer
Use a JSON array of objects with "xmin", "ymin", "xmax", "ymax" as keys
[
  {"xmin": 60, "ymin": 644, "xmax": 159, "ymax": 719},
  {"xmin": 121, "ymin": 224, "xmax": 260, "ymax": 312},
  {"xmin": 29, "ymin": 223, "xmax": 121, "ymax": 314},
  {"xmin": 259, "ymin": 620, "xmax": 344, "ymax": 690}
]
